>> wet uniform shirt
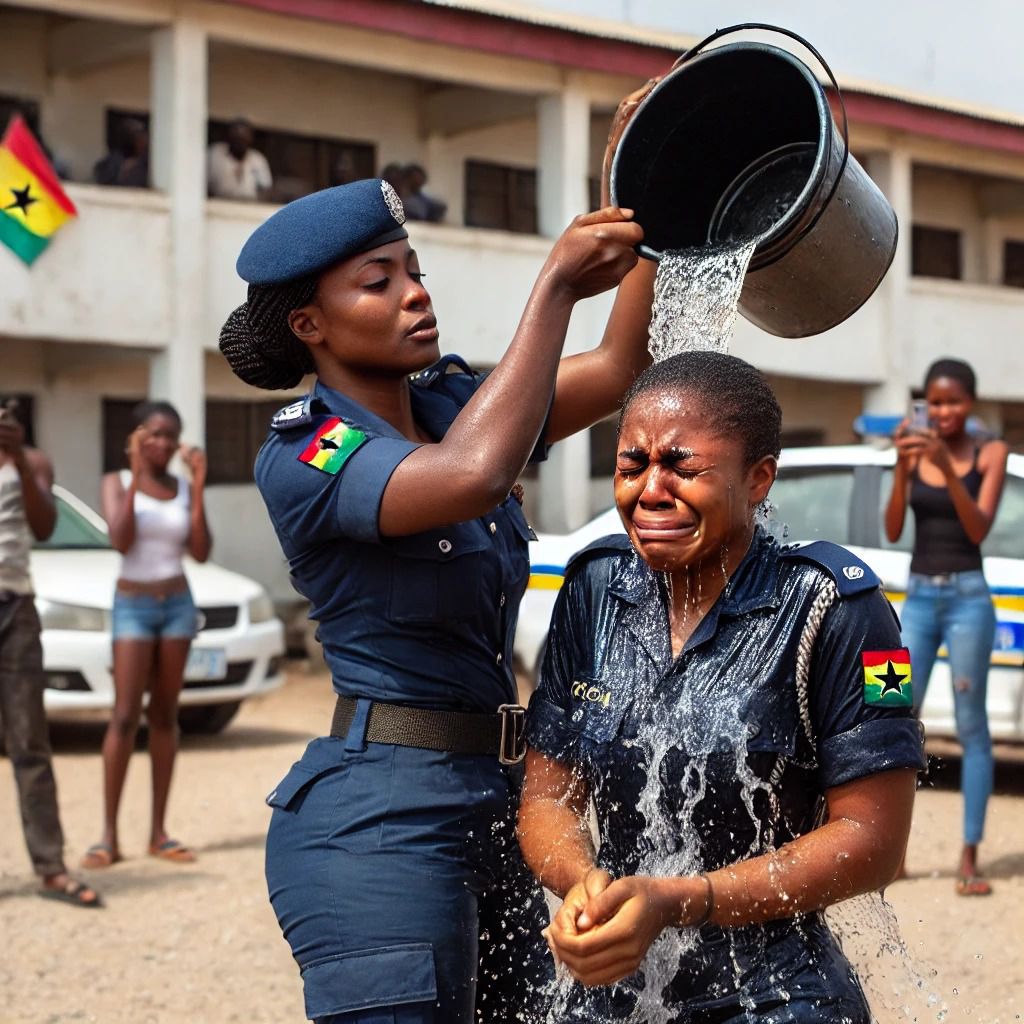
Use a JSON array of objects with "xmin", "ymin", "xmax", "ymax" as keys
[
  {"xmin": 526, "ymin": 527, "xmax": 926, "ymax": 879},
  {"xmin": 525, "ymin": 529, "xmax": 926, "ymax": 1020},
  {"xmin": 255, "ymin": 356, "xmax": 538, "ymax": 713}
]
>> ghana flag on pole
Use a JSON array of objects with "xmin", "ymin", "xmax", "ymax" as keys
[
  {"xmin": 298, "ymin": 417, "xmax": 367, "ymax": 475},
  {"xmin": 0, "ymin": 115, "xmax": 77, "ymax": 266},
  {"xmin": 862, "ymin": 648, "xmax": 913, "ymax": 707}
]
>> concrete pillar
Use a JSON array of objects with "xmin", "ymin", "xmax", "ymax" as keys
[
  {"xmin": 149, "ymin": 21, "xmax": 208, "ymax": 448},
  {"xmin": 536, "ymin": 86, "xmax": 590, "ymax": 238},
  {"xmin": 535, "ymin": 84, "xmax": 594, "ymax": 532},
  {"xmin": 425, "ymin": 130, "xmax": 459, "ymax": 225},
  {"xmin": 863, "ymin": 148, "xmax": 914, "ymax": 416}
]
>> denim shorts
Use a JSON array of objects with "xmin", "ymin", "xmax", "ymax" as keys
[{"xmin": 111, "ymin": 588, "xmax": 198, "ymax": 641}]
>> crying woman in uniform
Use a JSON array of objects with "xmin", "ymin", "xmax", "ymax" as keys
[{"xmin": 518, "ymin": 351, "xmax": 926, "ymax": 1023}]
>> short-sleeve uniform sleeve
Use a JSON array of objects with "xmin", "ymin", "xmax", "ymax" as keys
[
  {"xmin": 525, "ymin": 577, "xmax": 586, "ymax": 763},
  {"xmin": 809, "ymin": 587, "xmax": 927, "ymax": 790},
  {"xmin": 255, "ymin": 419, "xmax": 420, "ymax": 550}
]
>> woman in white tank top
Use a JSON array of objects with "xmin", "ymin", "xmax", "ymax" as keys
[{"xmin": 81, "ymin": 401, "xmax": 211, "ymax": 870}]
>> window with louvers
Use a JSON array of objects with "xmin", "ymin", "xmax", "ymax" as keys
[
  {"xmin": 464, "ymin": 160, "xmax": 538, "ymax": 234},
  {"xmin": 911, "ymin": 225, "xmax": 962, "ymax": 280},
  {"xmin": 205, "ymin": 399, "xmax": 287, "ymax": 485}
]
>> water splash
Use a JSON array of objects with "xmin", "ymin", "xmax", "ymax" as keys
[
  {"xmin": 648, "ymin": 240, "xmax": 757, "ymax": 362},
  {"xmin": 535, "ymin": 543, "xmax": 949, "ymax": 1024}
]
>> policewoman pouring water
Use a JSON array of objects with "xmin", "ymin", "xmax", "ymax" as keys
[{"xmin": 218, "ymin": 156, "xmax": 656, "ymax": 1019}]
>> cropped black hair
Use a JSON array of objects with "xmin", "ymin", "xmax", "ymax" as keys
[
  {"xmin": 619, "ymin": 350, "xmax": 781, "ymax": 467},
  {"xmin": 924, "ymin": 357, "xmax": 976, "ymax": 398},
  {"xmin": 218, "ymin": 277, "xmax": 318, "ymax": 390},
  {"xmin": 132, "ymin": 400, "xmax": 182, "ymax": 430}
]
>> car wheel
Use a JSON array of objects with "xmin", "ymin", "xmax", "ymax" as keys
[{"xmin": 177, "ymin": 701, "xmax": 242, "ymax": 734}]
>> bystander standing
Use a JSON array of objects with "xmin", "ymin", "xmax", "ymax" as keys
[
  {"xmin": 207, "ymin": 118, "xmax": 273, "ymax": 201},
  {"xmin": 93, "ymin": 118, "xmax": 149, "ymax": 188},
  {"xmin": 402, "ymin": 163, "xmax": 447, "ymax": 222},
  {"xmin": 0, "ymin": 400, "xmax": 101, "ymax": 908}
]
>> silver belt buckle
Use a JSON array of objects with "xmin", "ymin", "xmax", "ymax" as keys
[{"xmin": 497, "ymin": 703, "xmax": 526, "ymax": 765}]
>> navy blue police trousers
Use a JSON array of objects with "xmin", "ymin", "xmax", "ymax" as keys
[{"xmin": 265, "ymin": 728, "xmax": 551, "ymax": 1024}]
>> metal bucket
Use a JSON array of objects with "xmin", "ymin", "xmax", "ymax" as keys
[{"xmin": 609, "ymin": 24, "xmax": 898, "ymax": 338}]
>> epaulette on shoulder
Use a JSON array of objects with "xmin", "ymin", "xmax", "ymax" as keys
[
  {"xmin": 269, "ymin": 395, "xmax": 329, "ymax": 431},
  {"xmin": 780, "ymin": 540, "xmax": 880, "ymax": 597},
  {"xmin": 410, "ymin": 354, "xmax": 477, "ymax": 390},
  {"xmin": 565, "ymin": 533, "xmax": 633, "ymax": 582}
]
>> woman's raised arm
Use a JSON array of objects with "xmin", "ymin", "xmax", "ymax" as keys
[{"xmin": 378, "ymin": 209, "xmax": 642, "ymax": 536}]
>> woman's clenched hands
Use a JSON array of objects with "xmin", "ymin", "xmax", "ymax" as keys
[
  {"xmin": 544, "ymin": 207, "xmax": 644, "ymax": 301},
  {"xmin": 545, "ymin": 872, "xmax": 679, "ymax": 987}
]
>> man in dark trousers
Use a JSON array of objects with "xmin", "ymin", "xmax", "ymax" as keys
[{"xmin": 0, "ymin": 402, "xmax": 101, "ymax": 907}]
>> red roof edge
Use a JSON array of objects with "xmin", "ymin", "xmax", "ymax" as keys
[{"xmin": 221, "ymin": 0, "xmax": 1024, "ymax": 156}]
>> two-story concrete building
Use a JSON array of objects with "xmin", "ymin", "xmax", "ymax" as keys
[{"xmin": 2, "ymin": 0, "xmax": 1023, "ymax": 605}]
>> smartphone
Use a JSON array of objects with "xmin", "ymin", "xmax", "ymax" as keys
[{"xmin": 908, "ymin": 398, "xmax": 931, "ymax": 435}]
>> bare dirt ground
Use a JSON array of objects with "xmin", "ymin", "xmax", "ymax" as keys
[{"xmin": 1, "ymin": 666, "xmax": 1022, "ymax": 1024}]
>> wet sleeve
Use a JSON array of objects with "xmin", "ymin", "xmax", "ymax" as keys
[
  {"xmin": 524, "ymin": 578, "xmax": 584, "ymax": 763},
  {"xmin": 809, "ymin": 587, "xmax": 927, "ymax": 790},
  {"xmin": 255, "ymin": 429, "xmax": 420, "ymax": 548}
]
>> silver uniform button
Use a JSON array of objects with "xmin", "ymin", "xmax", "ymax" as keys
[
  {"xmin": 496, "ymin": 653, "xmax": 503, "ymax": 665},
  {"xmin": 489, "ymin": 522, "xmax": 497, "ymax": 535},
  {"xmin": 438, "ymin": 539, "xmax": 453, "ymax": 553},
  {"xmin": 499, "ymin": 593, "xmax": 506, "ymax": 607}
]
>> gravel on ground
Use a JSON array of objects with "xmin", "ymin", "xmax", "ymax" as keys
[{"xmin": 1, "ymin": 668, "xmax": 1021, "ymax": 1023}]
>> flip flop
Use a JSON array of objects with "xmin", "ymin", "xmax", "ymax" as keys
[
  {"xmin": 956, "ymin": 875, "xmax": 992, "ymax": 896},
  {"xmin": 148, "ymin": 839, "xmax": 196, "ymax": 863},
  {"xmin": 39, "ymin": 877, "xmax": 103, "ymax": 909},
  {"xmin": 80, "ymin": 843, "xmax": 121, "ymax": 869}
]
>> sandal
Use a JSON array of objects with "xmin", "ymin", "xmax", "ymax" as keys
[
  {"xmin": 148, "ymin": 838, "xmax": 196, "ymax": 863},
  {"xmin": 956, "ymin": 875, "xmax": 992, "ymax": 896},
  {"xmin": 80, "ymin": 843, "xmax": 121, "ymax": 869},
  {"xmin": 39, "ymin": 877, "xmax": 103, "ymax": 909}
]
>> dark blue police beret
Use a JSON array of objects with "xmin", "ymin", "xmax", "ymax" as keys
[{"xmin": 236, "ymin": 178, "xmax": 409, "ymax": 286}]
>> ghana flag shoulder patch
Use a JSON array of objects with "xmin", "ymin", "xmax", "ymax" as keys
[
  {"xmin": 297, "ymin": 417, "xmax": 367, "ymax": 475},
  {"xmin": 862, "ymin": 648, "xmax": 913, "ymax": 707}
]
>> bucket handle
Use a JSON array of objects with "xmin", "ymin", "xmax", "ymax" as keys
[{"xmin": 672, "ymin": 23, "xmax": 850, "ymax": 254}]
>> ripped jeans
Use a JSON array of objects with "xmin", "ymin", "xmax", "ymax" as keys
[{"xmin": 900, "ymin": 570, "xmax": 995, "ymax": 845}]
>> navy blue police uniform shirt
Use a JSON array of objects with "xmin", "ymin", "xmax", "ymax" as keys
[
  {"xmin": 255, "ymin": 356, "xmax": 539, "ymax": 713},
  {"xmin": 525, "ymin": 528, "xmax": 927, "ymax": 877}
]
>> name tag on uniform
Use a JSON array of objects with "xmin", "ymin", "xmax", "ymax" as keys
[{"xmin": 572, "ymin": 680, "xmax": 611, "ymax": 709}]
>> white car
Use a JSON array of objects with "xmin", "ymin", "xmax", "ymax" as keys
[
  {"xmin": 516, "ymin": 445, "xmax": 1024, "ymax": 742},
  {"xmin": 32, "ymin": 486, "xmax": 286, "ymax": 733}
]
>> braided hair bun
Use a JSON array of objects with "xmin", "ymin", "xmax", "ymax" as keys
[{"xmin": 219, "ymin": 277, "xmax": 318, "ymax": 390}]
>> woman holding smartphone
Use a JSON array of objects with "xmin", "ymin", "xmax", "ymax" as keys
[{"xmin": 884, "ymin": 357, "xmax": 1008, "ymax": 895}]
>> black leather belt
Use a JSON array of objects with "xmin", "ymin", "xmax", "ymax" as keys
[{"xmin": 330, "ymin": 695, "xmax": 527, "ymax": 764}]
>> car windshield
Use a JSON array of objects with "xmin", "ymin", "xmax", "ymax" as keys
[
  {"xmin": 770, "ymin": 467, "xmax": 854, "ymax": 545},
  {"xmin": 33, "ymin": 496, "xmax": 111, "ymax": 550}
]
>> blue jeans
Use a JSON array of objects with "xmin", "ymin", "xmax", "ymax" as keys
[
  {"xmin": 111, "ymin": 588, "xmax": 198, "ymax": 641},
  {"xmin": 900, "ymin": 570, "xmax": 995, "ymax": 845}
]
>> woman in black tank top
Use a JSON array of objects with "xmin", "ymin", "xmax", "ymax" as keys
[{"xmin": 884, "ymin": 358, "xmax": 1008, "ymax": 896}]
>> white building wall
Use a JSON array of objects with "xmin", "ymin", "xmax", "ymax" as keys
[
  {"xmin": 4, "ymin": 0, "xmax": 1024, "ymax": 596},
  {"xmin": 209, "ymin": 46, "xmax": 426, "ymax": 171}
]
